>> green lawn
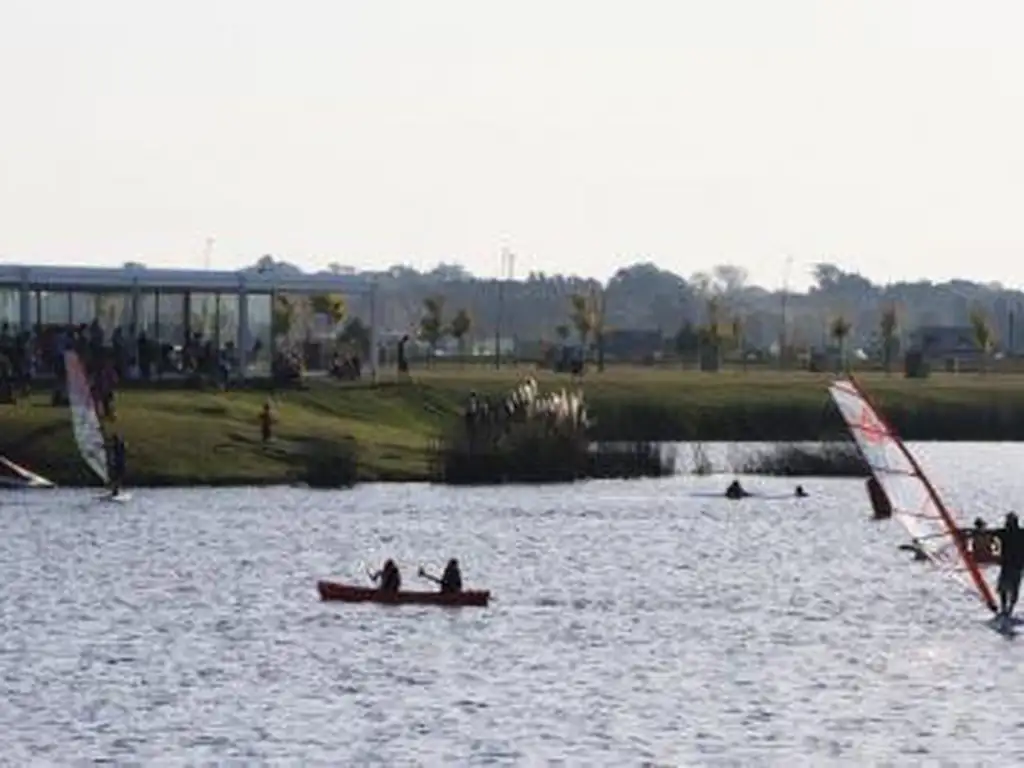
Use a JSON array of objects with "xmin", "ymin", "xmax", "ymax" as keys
[{"xmin": 3, "ymin": 366, "xmax": 1023, "ymax": 486}]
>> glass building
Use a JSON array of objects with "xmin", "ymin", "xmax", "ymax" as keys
[{"xmin": 0, "ymin": 264, "xmax": 378, "ymax": 379}]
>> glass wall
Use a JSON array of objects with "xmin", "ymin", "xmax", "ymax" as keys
[
  {"xmin": 69, "ymin": 292, "xmax": 97, "ymax": 327},
  {"xmin": 95, "ymin": 293, "xmax": 132, "ymax": 336},
  {"xmin": 248, "ymin": 293, "xmax": 272, "ymax": 372},
  {"xmin": 39, "ymin": 291, "xmax": 70, "ymax": 327},
  {"xmin": 157, "ymin": 292, "xmax": 187, "ymax": 347},
  {"xmin": 190, "ymin": 292, "xmax": 218, "ymax": 343},
  {"xmin": 0, "ymin": 289, "xmax": 19, "ymax": 330},
  {"xmin": 1, "ymin": 283, "xmax": 338, "ymax": 377},
  {"xmin": 137, "ymin": 291, "xmax": 158, "ymax": 336},
  {"xmin": 218, "ymin": 293, "xmax": 240, "ymax": 351}
]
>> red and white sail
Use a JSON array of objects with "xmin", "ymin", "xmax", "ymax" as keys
[
  {"xmin": 828, "ymin": 376, "xmax": 997, "ymax": 613},
  {"xmin": 64, "ymin": 350, "xmax": 110, "ymax": 486}
]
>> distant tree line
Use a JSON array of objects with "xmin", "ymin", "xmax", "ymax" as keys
[{"xmin": 248, "ymin": 255, "xmax": 1016, "ymax": 364}]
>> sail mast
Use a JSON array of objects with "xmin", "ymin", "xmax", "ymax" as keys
[{"xmin": 843, "ymin": 375, "xmax": 997, "ymax": 613}]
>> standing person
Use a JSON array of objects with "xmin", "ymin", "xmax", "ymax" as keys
[
  {"xmin": 866, "ymin": 476, "xmax": 892, "ymax": 519},
  {"xmin": 397, "ymin": 335, "xmax": 410, "ymax": 379},
  {"xmin": 259, "ymin": 401, "xmax": 274, "ymax": 444},
  {"xmin": 108, "ymin": 433, "xmax": 127, "ymax": 496},
  {"xmin": 996, "ymin": 513, "xmax": 1024, "ymax": 620}
]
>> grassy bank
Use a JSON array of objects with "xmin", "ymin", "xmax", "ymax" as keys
[{"xmin": 3, "ymin": 367, "xmax": 1024, "ymax": 486}]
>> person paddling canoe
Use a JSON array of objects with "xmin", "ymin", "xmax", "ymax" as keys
[
  {"xmin": 420, "ymin": 559, "xmax": 463, "ymax": 594},
  {"xmin": 369, "ymin": 558, "xmax": 401, "ymax": 594}
]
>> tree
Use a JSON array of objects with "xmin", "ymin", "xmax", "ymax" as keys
[
  {"xmin": 830, "ymin": 315, "xmax": 852, "ymax": 371},
  {"xmin": 879, "ymin": 303, "xmax": 899, "ymax": 374},
  {"xmin": 970, "ymin": 305, "xmax": 995, "ymax": 373},
  {"xmin": 569, "ymin": 293, "xmax": 595, "ymax": 350},
  {"xmin": 420, "ymin": 296, "xmax": 446, "ymax": 363},
  {"xmin": 569, "ymin": 290, "xmax": 607, "ymax": 370},
  {"xmin": 731, "ymin": 314, "xmax": 746, "ymax": 369},
  {"xmin": 812, "ymin": 262, "xmax": 844, "ymax": 292},
  {"xmin": 689, "ymin": 271, "xmax": 713, "ymax": 297},
  {"xmin": 310, "ymin": 293, "xmax": 346, "ymax": 329},
  {"xmin": 338, "ymin": 317, "xmax": 371, "ymax": 359},
  {"xmin": 713, "ymin": 264, "xmax": 748, "ymax": 294},
  {"xmin": 698, "ymin": 296, "xmax": 724, "ymax": 371},
  {"xmin": 272, "ymin": 295, "xmax": 294, "ymax": 339},
  {"xmin": 591, "ymin": 286, "xmax": 608, "ymax": 372},
  {"xmin": 449, "ymin": 308, "xmax": 472, "ymax": 362}
]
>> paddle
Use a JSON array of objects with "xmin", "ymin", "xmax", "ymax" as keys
[{"xmin": 418, "ymin": 566, "xmax": 441, "ymax": 585}]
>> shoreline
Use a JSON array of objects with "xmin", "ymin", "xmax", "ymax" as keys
[{"xmin": 4, "ymin": 368, "xmax": 1024, "ymax": 487}]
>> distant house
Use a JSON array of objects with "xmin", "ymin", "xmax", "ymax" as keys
[
  {"xmin": 908, "ymin": 325, "xmax": 985, "ymax": 367},
  {"xmin": 600, "ymin": 329, "xmax": 664, "ymax": 361}
]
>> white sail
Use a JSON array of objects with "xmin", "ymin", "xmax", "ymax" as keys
[
  {"xmin": 64, "ymin": 351, "xmax": 109, "ymax": 485},
  {"xmin": 828, "ymin": 377, "xmax": 997, "ymax": 613},
  {"xmin": 0, "ymin": 456, "xmax": 55, "ymax": 488}
]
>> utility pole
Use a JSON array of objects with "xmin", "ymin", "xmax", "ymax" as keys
[
  {"xmin": 495, "ymin": 249, "xmax": 513, "ymax": 369},
  {"xmin": 779, "ymin": 255, "xmax": 793, "ymax": 370}
]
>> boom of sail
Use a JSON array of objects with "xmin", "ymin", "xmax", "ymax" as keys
[
  {"xmin": 64, "ymin": 350, "xmax": 109, "ymax": 485},
  {"xmin": 828, "ymin": 376, "xmax": 997, "ymax": 613},
  {"xmin": 0, "ymin": 456, "xmax": 55, "ymax": 488}
]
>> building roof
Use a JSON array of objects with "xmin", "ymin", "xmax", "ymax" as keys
[{"xmin": 0, "ymin": 263, "xmax": 374, "ymax": 294}]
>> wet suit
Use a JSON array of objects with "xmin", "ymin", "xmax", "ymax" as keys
[
  {"xmin": 109, "ymin": 436, "xmax": 126, "ymax": 495},
  {"xmin": 997, "ymin": 522, "xmax": 1024, "ymax": 618},
  {"xmin": 725, "ymin": 480, "xmax": 748, "ymax": 500},
  {"xmin": 866, "ymin": 476, "xmax": 892, "ymax": 519}
]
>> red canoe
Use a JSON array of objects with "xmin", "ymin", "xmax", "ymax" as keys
[{"xmin": 316, "ymin": 580, "xmax": 491, "ymax": 607}]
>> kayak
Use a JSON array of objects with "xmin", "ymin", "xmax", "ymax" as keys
[{"xmin": 316, "ymin": 580, "xmax": 491, "ymax": 607}]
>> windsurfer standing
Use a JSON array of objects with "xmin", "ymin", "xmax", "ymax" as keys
[
  {"xmin": 866, "ymin": 476, "xmax": 892, "ymax": 519},
  {"xmin": 996, "ymin": 513, "xmax": 1024, "ymax": 618},
  {"xmin": 108, "ymin": 433, "xmax": 127, "ymax": 496}
]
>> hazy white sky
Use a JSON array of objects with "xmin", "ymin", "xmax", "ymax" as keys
[{"xmin": 1, "ymin": 0, "xmax": 1023, "ymax": 289}]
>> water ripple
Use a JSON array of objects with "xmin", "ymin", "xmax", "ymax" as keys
[{"xmin": 0, "ymin": 444, "xmax": 1021, "ymax": 763}]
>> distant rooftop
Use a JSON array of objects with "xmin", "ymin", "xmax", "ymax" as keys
[{"xmin": 0, "ymin": 263, "xmax": 374, "ymax": 294}]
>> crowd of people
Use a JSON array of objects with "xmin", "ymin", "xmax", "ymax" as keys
[{"xmin": 0, "ymin": 319, "xmax": 260, "ymax": 401}]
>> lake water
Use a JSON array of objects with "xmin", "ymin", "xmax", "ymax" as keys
[{"xmin": 1, "ymin": 443, "xmax": 1022, "ymax": 765}]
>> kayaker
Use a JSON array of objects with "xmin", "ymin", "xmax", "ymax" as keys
[
  {"xmin": 795, "ymin": 485, "xmax": 808, "ymax": 498},
  {"xmin": 419, "ymin": 559, "xmax": 463, "ymax": 594},
  {"xmin": 995, "ymin": 513, "xmax": 1024, "ymax": 619},
  {"xmin": 725, "ymin": 479, "xmax": 747, "ymax": 500},
  {"xmin": 108, "ymin": 433, "xmax": 127, "ymax": 496},
  {"xmin": 370, "ymin": 558, "xmax": 401, "ymax": 593},
  {"xmin": 866, "ymin": 476, "xmax": 892, "ymax": 519}
]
